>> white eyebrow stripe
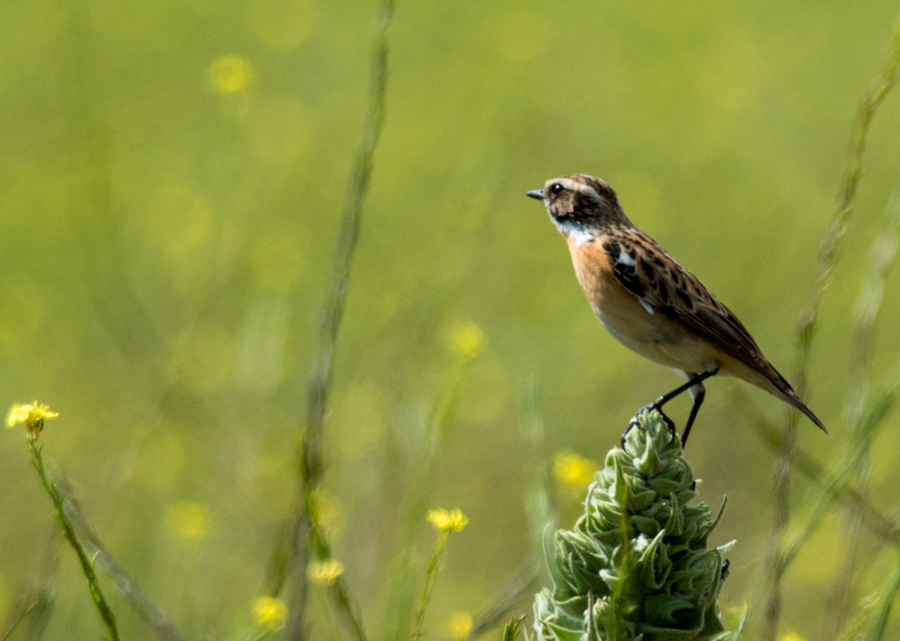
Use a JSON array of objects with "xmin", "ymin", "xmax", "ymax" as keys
[{"xmin": 552, "ymin": 178, "xmax": 605, "ymax": 202}]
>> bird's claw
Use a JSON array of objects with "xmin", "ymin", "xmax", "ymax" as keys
[{"xmin": 620, "ymin": 404, "xmax": 678, "ymax": 449}]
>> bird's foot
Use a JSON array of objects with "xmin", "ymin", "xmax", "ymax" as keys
[{"xmin": 620, "ymin": 404, "xmax": 678, "ymax": 449}]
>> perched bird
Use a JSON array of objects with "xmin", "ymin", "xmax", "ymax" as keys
[{"xmin": 527, "ymin": 174, "xmax": 828, "ymax": 445}]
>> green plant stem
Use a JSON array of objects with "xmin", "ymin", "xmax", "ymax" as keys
[
  {"xmin": 462, "ymin": 563, "xmax": 540, "ymax": 641},
  {"xmin": 27, "ymin": 437, "xmax": 120, "ymax": 641},
  {"xmin": 826, "ymin": 180, "xmax": 900, "ymax": 636},
  {"xmin": 761, "ymin": 18, "xmax": 900, "ymax": 641},
  {"xmin": 0, "ymin": 529, "xmax": 58, "ymax": 641},
  {"xmin": 766, "ymin": 188, "xmax": 900, "ymax": 592},
  {"xmin": 742, "ymin": 392, "xmax": 900, "ymax": 546},
  {"xmin": 52, "ymin": 469, "xmax": 187, "ymax": 641},
  {"xmin": 411, "ymin": 533, "xmax": 449, "ymax": 640},
  {"xmin": 286, "ymin": 0, "xmax": 394, "ymax": 637},
  {"xmin": 382, "ymin": 353, "xmax": 478, "ymax": 641},
  {"xmin": 865, "ymin": 555, "xmax": 900, "ymax": 641},
  {"xmin": 519, "ymin": 377, "xmax": 554, "ymax": 555}
]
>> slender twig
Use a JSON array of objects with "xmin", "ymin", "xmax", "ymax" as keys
[
  {"xmin": 286, "ymin": 0, "xmax": 394, "ymax": 637},
  {"xmin": 28, "ymin": 438, "xmax": 120, "ymax": 641},
  {"xmin": 761, "ymin": 18, "xmax": 900, "ymax": 641}
]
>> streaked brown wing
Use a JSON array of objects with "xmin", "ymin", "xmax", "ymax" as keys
[{"xmin": 603, "ymin": 232, "xmax": 771, "ymax": 375}]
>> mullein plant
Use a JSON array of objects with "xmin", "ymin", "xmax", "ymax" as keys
[{"xmin": 533, "ymin": 410, "xmax": 736, "ymax": 641}]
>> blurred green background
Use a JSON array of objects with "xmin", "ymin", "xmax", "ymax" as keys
[{"xmin": 2, "ymin": 0, "xmax": 900, "ymax": 639}]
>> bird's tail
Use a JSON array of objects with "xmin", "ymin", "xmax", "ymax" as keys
[{"xmin": 766, "ymin": 370, "xmax": 830, "ymax": 435}]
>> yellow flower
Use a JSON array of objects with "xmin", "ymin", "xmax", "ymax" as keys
[
  {"xmin": 6, "ymin": 402, "xmax": 58, "ymax": 435},
  {"xmin": 252, "ymin": 596, "xmax": 288, "ymax": 628},
  {"xmin": 447, "ymin": 321, "xmax": 485, "ymax": 359},
  {"xmin": 308, "ymin": 559, "xmax": 344, "ymax": 586},
  {"xmin": 450, "ymin": 611, "xmax": 473, "ymax": 640},
  {"xmin": 427, "ymin": 508, "xmax": 469, "ymax": 533},
  {"xmin": 781, "ymin": 633, "xmax": 808, "ymax": 641},
  {"xmin": 166, "ymin": 501, "xmax": 213, "ymax": 543},
  {"xmin": 553, "ymin": 451, "xmax": 597, "ymax": 489},
  {"xmin": 208, "ymin": 56, "xmax": 254, "ymax": 94}
]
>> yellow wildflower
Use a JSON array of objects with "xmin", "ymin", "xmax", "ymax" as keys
[
  {"xmin": 166, "ymin": 501, "xmax": 213, "ymax": 543},
  {"xmin": 6, "ymin": 402, "xmax": 58, "ymax": 436},
  {"xmin": 553, "ymin": 451, "xmax": 597, "ymax": 489},
  {"xmin": 450, "ymin": 611, "xmax": 473, "ymax": 640},
  {"xmin": 781, "ymin": 633, "xmax": 808, "ymax": 641},
  {"xmin": 447, "ymin": 321, "xmax": 485, "ymax": 359},
  {"xmin": 208, "ymin": 56, "xmax": 254, "ymax": 94},
  {"xmin": 252, "ymin": 596, "xmax": 288, "ymax": 628},
  {"xmin": 427, "ymin": 508, "xmax": 469, "ymax": 533},
  {"xmin": 308, "ymin": 559, "xmax": 344, "ymax": 586}
]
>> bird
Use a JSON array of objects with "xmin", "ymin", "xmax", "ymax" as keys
[{"xmin": 526, "ymin": 173, "xmax": 828, "ymax": 446}]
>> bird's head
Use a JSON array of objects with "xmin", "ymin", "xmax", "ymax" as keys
[{"xmin": 526, "ymin": 174, "xmax": 631, "ymax": 238}]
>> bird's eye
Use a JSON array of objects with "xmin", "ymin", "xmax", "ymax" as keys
[{"xmin": 550, "ymin": 183, "xmax": 565, "ymax": 197}]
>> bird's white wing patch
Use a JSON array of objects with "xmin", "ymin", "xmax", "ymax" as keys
[
  {"xmin": 617, "ymin": 251, "xmax": 635, "ymax": 267},
  {"xmin": 639, "ymin": 299, "xmax": 655, "ymax": 315}
]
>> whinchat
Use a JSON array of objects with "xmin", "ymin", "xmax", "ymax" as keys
[{"xmin": 527, "ymin": 174, "xmax": 828, "ymax": 445}]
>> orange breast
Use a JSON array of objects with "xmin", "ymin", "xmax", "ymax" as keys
[{"xmin": 565, "ymin": 236, "xmax": 722, "ymax": 375}]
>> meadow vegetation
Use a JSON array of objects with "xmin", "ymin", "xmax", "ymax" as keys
[{"xmin": 3, "ymin": 1, "xmax": 900, "ymax": 640}]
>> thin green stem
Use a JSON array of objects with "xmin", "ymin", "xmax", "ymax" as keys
[
  {"xmin": 27, "ymin": 437, "xmax": 120, "ymax": 641},
  {"xmin": 462, "ymin": 563, "xmax": 540, "ymax": 641},
  {"xmin": 826, "ymin": 180, "xmax": 900, "ymax": 635},
  {"xmin": 762, "ymin": 18, "xmax": 900, "ymax": 641},
  {"xmin": 771, "ymin": 188, "xmax": 900, "ymax": 592},
  {"xmin": 52, "ymin": 469, "xmax": 187, "ymax": 641},
  {"xmin": 865, "ymin": 555, "xmax": 900, "ymax": 641},
  {"xmin": 286, "ymin": 0, "xmax": 394, "ymax": 637},
  {"xmin": 411, "ymin": 533, "xmax": 449, "ymax": 640},
  {"xmin": 382, "ymin": 351, "xmax": 480, "ymax": 641},
  {"xmin": 741, "ymin": 391, "xmax": 900, "ymax": 547}
]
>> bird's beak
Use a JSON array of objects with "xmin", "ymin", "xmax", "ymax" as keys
[{"xmin": 526, "ymin": 189, "xmax": 544, "ymax": 200}]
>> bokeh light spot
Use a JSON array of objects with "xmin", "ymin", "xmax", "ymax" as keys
[
  {"xmin": 208, "ymin": 56, "xmax": 254, "ymax": 94},
  {"xmin": 251, "ymin": 0, "xmax": 317, "ymax": 52},
  {"xmin": 450, "ymin": 611, "xmax": 473, "ymax": 640},
  {"xmin": 166, "ymin": 501, "xmax": 214, "ymax": 543}
]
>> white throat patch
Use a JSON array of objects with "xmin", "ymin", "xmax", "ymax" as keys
[{"xmin": 555, "ymin": 219, "xmax": 596, "ymax": 246}]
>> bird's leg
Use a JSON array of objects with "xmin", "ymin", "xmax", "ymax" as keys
[
  {"xmin": 621, "ymin": 368, "xmax": 718, "ymax": 449},
  {"xmin": 680, "ymin": 380, "xmax": 706, "ymax": 448},
  {"xmin": 652, "ymin": 368, "xmax": 718, "ymax": 410}
]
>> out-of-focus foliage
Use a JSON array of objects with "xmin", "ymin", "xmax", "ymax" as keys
[{"xmin": 2, "ymin": 0, "xmax": 900, "ymax": 639}]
